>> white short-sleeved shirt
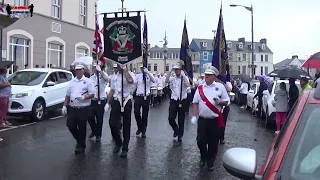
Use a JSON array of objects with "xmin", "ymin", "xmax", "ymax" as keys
[
  {"xmin": 193, "ymin": 82, "xmax": 230, "ymax": 118},
  {"xmin": 110, "ymin": 71, "xmax": 135, "ymax": 98},
  {"xmin": 66, "ymin": 76, "xmax": 95, "ymax": 107},
  {"xmin": 135, "ymin": 72, "xmax": 153, "ymax": 95},
  {"xmin": 90, "ymin": 73, "xmax": 108, "ymax": 99},
  {"xmin": 169, "ymin": 75, "xmax": 190, "ymax": 101},
  {"xmin": 240, "ymin": 82, "xmax": 249, "ymax": 94}
]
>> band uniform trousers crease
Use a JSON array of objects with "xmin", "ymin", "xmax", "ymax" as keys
[
  {"xmin": 168, "ymin": 99, "xmax": 188, "ymax": 138},
  {"xmin": 134, "ymin": 95, "xmax": 150, "ymax": 133},
  {"xmin": 66, "ymin": 106, "xmax": 89, "ymax": 147},
  {"xmin": 88, "ymin": 100, "xmax": 106, "ymax": 138},
  {"xmin": 197, "ymin": 117, "xmax": 220, "ymax": 161},
  {"xmin": 109, "ymin": 99, "xmax": 132, "ymax": 151}
]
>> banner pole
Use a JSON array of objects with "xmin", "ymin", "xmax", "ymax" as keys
[
  {"xmin": 95, "ymin": 1, "xmax": 101, "ymax": 105},
  {"xmin": 121, "ymin": 0, "xmax": 124, "ymax": 112}
]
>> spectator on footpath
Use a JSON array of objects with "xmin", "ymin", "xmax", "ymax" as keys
[
  {"xmin": 272, "ymin": 82, "xmax": 288, "ymax": 134},
  {"xmin": 0, "ymin": 66, "xmax": 12, "ymax": 128}
]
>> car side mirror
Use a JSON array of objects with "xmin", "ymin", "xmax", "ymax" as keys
[
  {"xmin": 222, "ymin": 148, "xmax": 260, "ymax": 179},
  {"xmin": 263, "ymin": 90, "xmax": 268, "ymax": 95},
  {"xmin": 249, "ymin": 90, "xmax": 254, "ymax": 93},
  {"xmin": 46, "ymin": 81, "xmax": 55, "ymax": 86}
]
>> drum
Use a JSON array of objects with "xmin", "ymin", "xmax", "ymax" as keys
[
  {"xmin": 151, "ymin": 88, "xmax": 158, "ymax": 96},
  {"xmin": 157, "ymin": 87, "xmax": 163, "ymax": 96}
]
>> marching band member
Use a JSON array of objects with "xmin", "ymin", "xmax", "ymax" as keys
[
  {"xmin": 191, "ymin": 65, "xmax": 229, "ymax": 170},
  {"xmin": 108, "ymin": 64, "xmax": 135, "ymax": 157},
  {"xmin": 62, "ymin": 64, "xmax": 95, "ymax": 154},
  {"xmin": 134, "ymin": 65, "xmax": 155, "ymax": 138},
  {"xmin": 88, "ymin": 63, "xmax": 108, "ymax": 142},
  {"xmin": 150, "ymin": 72, "xmax": 158, "ymax": 106},
  {"xmin": 197, "ymin": 74, "xmax": 205, "ymax": 86},
  {"xmin": 165, "ymin": 64, "xmax": 190, "ymax": 142},
  {"xmin": 156, "ymin": 74, "xmax": 163, "ymax": 104}
]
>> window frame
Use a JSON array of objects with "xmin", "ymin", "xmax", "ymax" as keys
[
  {"xmin": 51, "ymin": 0, "xmax": 61, "ymax": 19},
  {"xmin": 79, "ymin": 0, "xmax": 87, "ymax": 26}
]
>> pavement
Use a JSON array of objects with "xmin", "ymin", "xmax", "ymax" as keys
[{"xmin": 0, "ymin": 101, "xmax": 275, "ymax": 180}]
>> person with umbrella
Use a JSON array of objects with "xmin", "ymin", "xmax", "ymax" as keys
[
  {"xmin": 288, "ymin": 78, "xmax": 299, "ymax": 112},
  {"xmin": 254, "ymin": 77, "xmax": 268, "ymax": 116},
  {"xmin": 300, "ymin": 77, "xmax": 312, "ymax": 91}
]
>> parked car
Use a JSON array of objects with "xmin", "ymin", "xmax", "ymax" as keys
[
  {"xmin": 7, "ymin": 68, "xmax": 73, "ymax": 121},
  {"xmin": 247, "ymin": 81, "xmax": 260, "ymax": 114},
  {"xmin": 262, "ymin": 80, "xmax": 302, "ymax": 127},
  {"xmin": 222, "ymin": 86, "xmax": 320, "ymax": 179},
  {"xmin": 105, "ymin": 82, "xmax": 110, "ymax": 96}
]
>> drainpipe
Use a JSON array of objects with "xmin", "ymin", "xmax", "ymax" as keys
[{"xmin": 0, "ymin": 0, "xmax": 4, "ymax": 61}]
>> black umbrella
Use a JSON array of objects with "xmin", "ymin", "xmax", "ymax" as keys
[
  {"xmin": 0, "ymin": 61, "xmax": 14, "ymax": 69},
  {"xmin": 267, "ymin": 66, "xmax": 310, "ymax": 79},
  {"xmin": 240, "ymin": 73, "xmax": 251, "ymax": 83}
]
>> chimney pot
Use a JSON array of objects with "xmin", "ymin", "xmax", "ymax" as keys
[
  {"xmin": 260, "ymin": 38, "xmax": 267, "ymax": 45},
  {"xmin": 292, "ymin": 55, "xmax": 298, "ymax": 59},
  {"xmin": 238, "ymin": 37, "xmax": 245, "ymax": 43}
]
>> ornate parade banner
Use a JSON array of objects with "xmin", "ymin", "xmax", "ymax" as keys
[{"xmin": 103, "ymin": 15, "xmax": 142, "ymax": 64}]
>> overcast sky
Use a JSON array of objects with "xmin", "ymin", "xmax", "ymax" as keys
[{"xmin": 97, "ymin": 0, "xmax": 320, "ymax": 63}]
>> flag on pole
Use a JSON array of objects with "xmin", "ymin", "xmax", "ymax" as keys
[
  {"xmin": 179, "ymin": 18, "xmax": 193, "ymax": 79},
  {"xmin": 142, "ymin": 14, "xmax": 148, "ymax": 68},
  {"xmin": 100, "ymin": 28, "xmax": 104, "ymax": 34},
  {"xmin": 212, "ymin": 5, "xmax": 230, "ymax": 83},
  {"xmin": 93, "ymin": 15, "xmax": 106, "ymax": 64}
]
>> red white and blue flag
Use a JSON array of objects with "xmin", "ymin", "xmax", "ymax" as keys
[{"xmin": 93, "ymin": 15, "xmax": 106, "ymax": 64}]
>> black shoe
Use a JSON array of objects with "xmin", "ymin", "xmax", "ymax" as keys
[
  {"xmin": 173, "ymin": 132, "xmax": 178, "ymax": 138},
  {"xmin": 207, "ymin": 160, "xmax": 214, "ymax": 171},
  {"xmin": 88, "ymin": 133, "xmax": 94, "ymax": 138},
  {"xmin": 136, "ymin": 130, "xmax": 141, "ymax": 135},
  {"xmin": 120, "ymin": 150, "xmax": 128, "ymax": 158},
  {"xmin": 220, "ymin": 139, "xmax": 225, "ymax": 144},
  {"xmin": 113, "ymin": 146, "xmax": 121, "ymax": 153},
  {"xmin": 75, "ymin": 144, "xmax": 85, "ymax": 154},
  {"xmin": 178, "ymin": 137, "xmax": 182, "ymax": 142},
  {"xmin": 141, "ymin": 133, "xmax": 146, "ymax": 138},
  {"xmin": 200, "ymin": 159, "xmax": 206, "ymax": 168},
  {"xmin": 96, "ymin": 137, "xmax": 101, "ymax": 142}
]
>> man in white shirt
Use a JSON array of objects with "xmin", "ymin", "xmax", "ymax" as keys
[
  {"xmin": 106, "ymin": 64, "xmax": 135, "ymax": 157},
  {"xmin": 88, "ymin": 63, "xmax": 109, "ymax": 142},
  {"xmin": 239, "ymin": 81, "xmax": 249, "ymax": 108},
  {"xmin": 133, "ymin": 65, "xmax": 155, "ymax": 138},
  {"xmin": 165, "ymin": 63, "xmax": 190, "ymax": 142},
  {"xmin": 62, "ymin": 64, "xmax": 95, "ymax": 154},
  {"xmin": 190, "ymin": 65, "xmax": 230, "ymax": 171}
]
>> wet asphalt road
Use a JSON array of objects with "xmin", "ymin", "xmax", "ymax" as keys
[{"xmin": 0, "ymin": 101, "xmax": 274, "ymax": 180}]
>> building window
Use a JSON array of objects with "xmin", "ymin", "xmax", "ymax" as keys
[
  {"xmin": 242, "ymin": 53, "xmax": 246, "ymax": 61},
  {"xmin": 260, "ymin": 66, "xmax": 263, "ymax": 75},
  {"xmin": 76, "ymin": 47, "xmax": 88, "ymax": 58},
  {"xmin": 192, "ymin": 65, "xmax": 200, "ymax": 73},
  {"xmin": 175, "ymin": 53, "xmax": 179, "ymax": 59},
  {"xmin": 160, "ymin": 52, "xmax": 163, "ymax": 59},
  {"xmin": 238, "ymin": 42, "xmax": 243, "ymax": 49},
  {"xmin": 156, "ymin": 52, "xmax": 160, "ymax": 59},
  {"xmin": 80, "ymin": 0, "xmax": 87, "ymax": 26},
  {"xmin": 261, "ymin": 44, "xmax": 266, "ymax": 50},
  {"xmin": 265, "ymin": 66, "xmax": 268, "ymax": 75},
  {"xmin": 229, "ymin": 65, "xmax": 233, "ymax": 74},
  {"xmin": 48, "ymin": 43, "xmax": 63, "ymax": 67},
  {"xmin": 228, "ymin": 53, "xmax": 233, "ymax": 61},
  {"xmin": 238, "ymin": 66, "xmax": 241, "ymax": 74},
  {"xmin": 148, "ymin": 64, "xmax": 151, "ymax": 71},
  {"xmin": 237, "ymin": 53, "xmax": 241, "ymax": 61},
  {"xmin": 227, "ymin": 42, "xmax": 232, "ymax": 48},
  {"xmin": 9, "ymin": 37, "xmax": 30, "ymax": 73},
  {"xmin": 166, "ymin": 64, "xmax": 169, "ymax": 72},
  {"xmin": 265, "ymin": 55, "xmax": 268, "ymax": 62},
  {"xmin": 203, "ymin": 52, "xmax": 208, "ymax": 60},
  {"xmin": 154, "ymin": 64, "xmax": 157, "ymax": 71},
  {"xmin": 167, "ymin": 53, "xmax": 172, "ymax": 59},
  {"xmin": 242, "ymin": 66, "xmax": 246, "ymax": 74},
  {"xmin": 52, "ymin": 0, "xmax": 61, "ymax": 19},
  {"xmin": 261, "ymin": 54, "xmax": 264, "ymax": 62},
  {"xmin": 14, "ymin": 0, "xmax": 29, "ymax": 6}
]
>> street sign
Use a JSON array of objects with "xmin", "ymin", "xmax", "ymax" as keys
[{"xmin": 248, "ymin": 64, "xmax": 257, "ymax": 68}]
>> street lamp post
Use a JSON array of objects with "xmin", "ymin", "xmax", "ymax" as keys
[
  {"xmin": 230, "ymin": 4, "xmax": 255, "ymax": 78},
  {"xmin": 160, "ymin": 31, "xmax": 168, "ymax": 73}
]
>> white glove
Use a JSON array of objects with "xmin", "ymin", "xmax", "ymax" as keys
[
  {"xmin": 96, "ymin": 65, "xmax": 101, "ymax": 72},
  {"xmin": 191, "ymin": 116, "xmax": 197, "ymax": 125},
  {"xmin": 61, "ymin": 106, "xmax": 67, "ymax": 116},
  {"xmin": 76, "ymin": 96, "xmax": 85, "ymax": 100},
  {"xmin": 143, "ymin": 67, "xmax": 148, "ymax": 73},
  {"xmin": 120, "ymin": 64, "xmax": 126, "ymax": 69},
  {"xmin": 214, "ymin": 97, "xmax": 220, "ymax": 105},
  {"xmin": 104, "ymin": 103, "xmax": 110, "ymax": 112}
]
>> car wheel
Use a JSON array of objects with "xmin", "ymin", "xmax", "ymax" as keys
[{"xmin": 31, "ymin": 99, "xmax": 45, "ymax": 121}]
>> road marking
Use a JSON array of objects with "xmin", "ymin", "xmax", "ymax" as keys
[
  {"xmin": 0, "ymin": 122, "xmax": 37, "ymax": 132},
  {"xmin": 49, "ymin": 115, "xmax": 64, "ymax": 120},
  {"xmin": 0, "ymin": 138, "xmax": 3, "ymax": 141}
]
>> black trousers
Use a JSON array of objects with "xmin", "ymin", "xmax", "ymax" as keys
[
  {"xmin": 66, "ymin": 106, "xmax": 89, "ymax": 147},
  {"xmin": 220, "ymin": 105, "xmax": 230, "ymax": 140},
  {"xmin": 257, "ymin": 97, "xmax": 263, "ymax": 115},
  {"xmin": 134, "ymin": 95, "xmax": 150, "ymax": 133},
  {"xmin": 88, "ymin": 99, "xmax": 106, "ymax": 138},
  {"xmin": 197, "ymin": 117, "xmax": 219, "ymax": 161},
  {"xmin": 168, "ymin": 99, "xmax": 188, "ymax": 138},
  {"xmin": 109, "ymin": 99, "xmax": 132, "ymax": 151},
  {"xmin": 240, "ymin": 94, "xmax": 247, "ymax": 106}
]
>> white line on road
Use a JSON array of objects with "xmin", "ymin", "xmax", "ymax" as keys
[
  {"xmin": 0, "ymin": 122, "xmax": 37, "ymax": 132},
  {"xmin": 0, "ymin": 138, "xmax": 3, "ymax": 141},
  {"xmin": 49, "ymin": 115, "xmax": 64, "ymax": 120}
]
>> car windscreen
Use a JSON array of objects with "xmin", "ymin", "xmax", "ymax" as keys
[
  {"xmin": 277, "ymin": 104, "xmax": 320, "ymax": 180},
  {"xmin": 275, "ymin": 82, "xmax": 302, "ymax": 93},
  {"xmin": 8, "ymin": 71, "xmax": 48, "ymax": 86}
]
